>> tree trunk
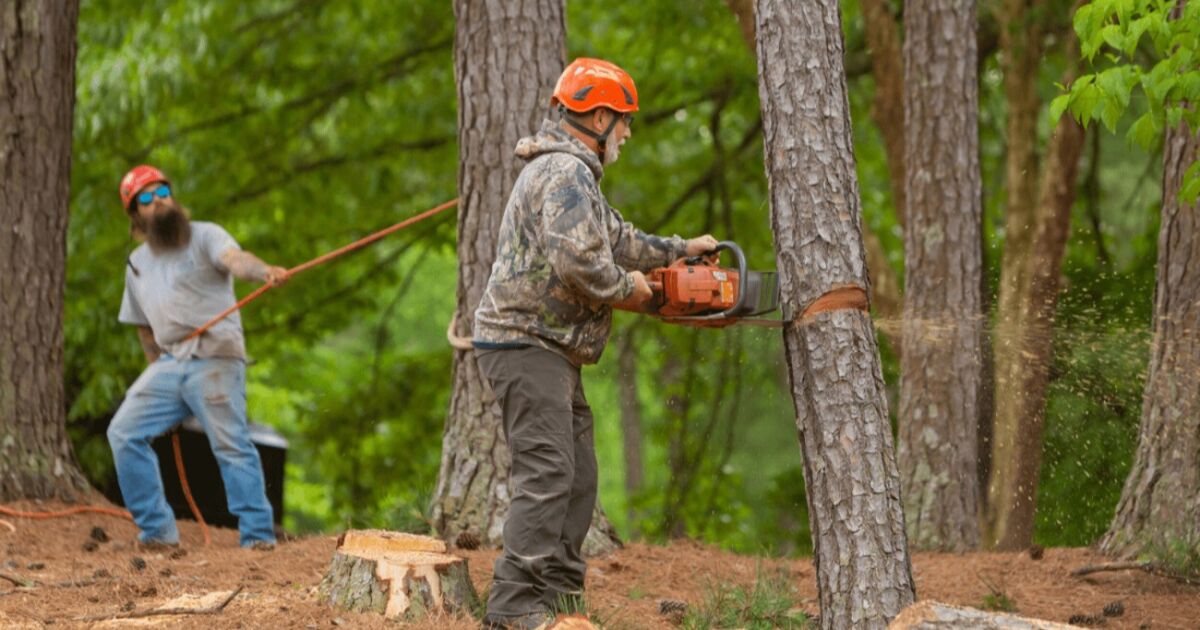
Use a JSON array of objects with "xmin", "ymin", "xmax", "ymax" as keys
[
  {"xmin": 1099, "ymin": 120, "xmax": 1200, "ymax": 560},
  {"xmin": 722, "ymin": 0, "xmax": 904, "ymax": 343},
  {"xmin": 984, "ymin": 0, "xmax": 1044, "ymax": 545},
  {"xmin": 861, "ymin": 0, "xmax": 906, "ymax": 226},
  {"xmin": 431, "ymin": 0, "xmax": 620, "ymax": 555},
  {"xmin": 319, "ymin": 530, "xmax": 479, "ymax": 620},
  {"xmin": 753, "ymin": 1, "xmax": 916, "ymax": 627},
  {"xmin": 0, "ymin": 0, "xmax": 90, "ymax": 502},
  {"xmin": 986, "ymin": 19, "xmax": 1087, "ymax": 550},
  {"xmin": 616, "ymin": 328, "xmax": 644, "ymax": 536},
  {"xmin": 897, "ymin": 0, "xmax": 984, "ymax": 552}
]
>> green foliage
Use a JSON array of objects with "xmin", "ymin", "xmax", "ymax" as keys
[
  {"xmin": 62, "ymin": 0, "xmax": 1166, "ymax": 557},
  {"xmin": 1056, "ymin": 0, "xmax": 1200, "ymax": 199},
  {"xmin": 682, "ymin": 567, "xmax": 810, "ymax": 630},
  {"xmin": 1146, "ymin": 535, "xmax": 1200, "ymax": 577}
]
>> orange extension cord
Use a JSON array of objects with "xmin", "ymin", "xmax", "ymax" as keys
[{"xmin": 1, "ymin": 198, "xmax": 459, "ymax": 543}]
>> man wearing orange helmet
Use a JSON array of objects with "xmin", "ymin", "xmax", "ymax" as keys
[
  {"xmin": 473, "ymin": 58, "xmax": 719, "ymax": 629},
  {"xmin": 107, "ymin": 165, "xmax": 287, "ymax": 550}
]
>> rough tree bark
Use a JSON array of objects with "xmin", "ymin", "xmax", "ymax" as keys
[
  {"xmin": 897, "ymin": 0, "xmax": 984, "ymax": 552},
  {"xmin": 986, "ymin": 10, "xmax": 1087, "ymax": 550},
  {"xmin": 1099, "ymin": 120, "xmax": 1200, "ymax": 559},
  {"xmin": 0, "ymin": 0, "xmax": 91, "ymax": 502},
  {"xmin": 722, "ymin": 0, "xmax": 904, "ymax": 339},
  {"xmin": 753, "ymin": 1, "xmax": 916, "ymax": 627},
  {"xmin": 431, "ymin": 0, "xmax": 619, "ymax": 554}
]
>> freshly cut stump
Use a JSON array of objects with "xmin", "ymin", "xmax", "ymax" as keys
[{"xmin": 319, "ymin": 530, "xmax": 479, "ymax": 620}]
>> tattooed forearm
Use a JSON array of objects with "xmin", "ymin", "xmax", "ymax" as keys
[{"xmin": 220, "ymin": 249, "xmax": 271, "ymax": 283}]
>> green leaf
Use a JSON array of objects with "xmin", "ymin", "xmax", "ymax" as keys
[
  {"xmin": 1050, "ymin": 94, "xmax": 1073, "ymax": 123},
  {"xmin": 1102, "ymin": 99, "xmax": 1123, "ymax": 132},
  {"xmin": 1101, "ymin": 24, "xmax": 1126, "ymax": 51},
  {"xmin": 1167, "ymin": 105, "xmax": 1184, "ymax": 128},
  {"xmin": 1180, "ymin": 163, "xmax": 1200, "ymax": 205},
  {"xmin": 1127, "ymin": 111, "xmax": 1161, "ymax": 148},
  {"xmin": 1097, "ymin": 66, "xmax": 1134, "ymax": 109},
  {"xmin": 1125, "ymin": 15, "xmax": 1153, "ymax": 56}
]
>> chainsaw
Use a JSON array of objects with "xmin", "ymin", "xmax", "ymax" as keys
[{"xmin": 615, "ymin": 241, "xmax": 780, "ymax": 328}]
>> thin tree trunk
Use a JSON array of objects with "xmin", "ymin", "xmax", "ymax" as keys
[
  {"xmin": 0, "ymin": 0, "xmax": 90, "ymax": 501},
  {"xmin": 897, "ymin": 0, "xmax": 984, "ymax": 552},
  {"xmin": 615, "ymin": 327, "xmax": 644, "ymax": 536},
  {"xmin": 862, "ymin": 0, "xmax": 906, "ymax": 226},
  {"xmin": 432, "ymin": 0, "xmax": 619, "ymax": 554},
  {"xmin": 754, "ymin": 1, "xmax": 916, "ymax": 627},
  {"xmin": 986, "ymin": 14, "xmax": 1087, "ymax": 550},
  {"xmin": 1100, "ymin": 120, "xmax": 1200, "ymax": 559}
]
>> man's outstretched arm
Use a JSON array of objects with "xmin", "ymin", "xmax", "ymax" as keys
[{"xmin": 219, "ymin": 249, "xmax": 289, "ymax": 286}]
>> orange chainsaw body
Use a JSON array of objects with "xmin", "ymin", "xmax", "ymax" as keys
[{"xmin": 614, "ymin": 242, "xmax": 778, "ymax": 328}]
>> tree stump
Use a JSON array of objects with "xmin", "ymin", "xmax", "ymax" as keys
[
  {"xmin": 318, "ymin": 530, "xmax": 479, "ymax": 620},
  {"xmin": 889, "ymin": 601, "xmax": 1082, "ymax": 629}
]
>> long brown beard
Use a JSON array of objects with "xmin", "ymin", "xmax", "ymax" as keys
[{"xmin": 140, "ymin": 203, "xmax": 192, "ymax": 251}]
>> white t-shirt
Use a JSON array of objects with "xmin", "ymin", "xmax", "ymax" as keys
[{"xmin": 119, "ymin": 222, "xmax": 246, "ymax": 360}]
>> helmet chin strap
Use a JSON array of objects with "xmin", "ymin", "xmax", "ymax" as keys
[{"xmin": 559, "ymin": 105, "xmax": 621, "ymax": 162}]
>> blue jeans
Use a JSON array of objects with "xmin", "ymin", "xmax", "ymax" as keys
[{"xmin": 107, "ymin": 354, "xmax": 275, "ymax": 547}]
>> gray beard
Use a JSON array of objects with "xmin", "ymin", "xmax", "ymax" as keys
[{"xmin": 603, "ymin": 141, "xmax": 622, "ymax": 166}]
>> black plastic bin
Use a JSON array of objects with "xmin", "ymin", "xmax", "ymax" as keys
[{"xmin": 147, "ymin": 417, "xmax": 287, "ymax": 528}]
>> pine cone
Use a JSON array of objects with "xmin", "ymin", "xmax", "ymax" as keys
[
  {"xmin": 455, "ymin": 531, "xmax": 481, "ymax": 550},
  {"xmin": 1027, "ymin": 544, "xmax": 1044, "ymax": 560},
  {"xmin": 1102, "ymin": 601, "xmax": 1125, "ymax": 617},
  {"xmin": 658, "ymin": 599, "xmax": 687, "ymax": 615}
]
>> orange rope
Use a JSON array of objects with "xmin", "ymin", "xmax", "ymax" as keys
[
  {"xmin": 0, "ymin": 435, "xmax": 211, "ymax": 546},
  {"xmin": 183, "ymin": 197, "xmax": 459, "ymax": 341},
  {"xmin": 0, "ymin": 504, "xmax": 131, "ymax": 520},
  {"xmin": 171, "ymin": 432, "xmax": 211, "ymax": 546}
]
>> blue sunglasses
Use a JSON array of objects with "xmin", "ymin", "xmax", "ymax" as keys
[{"xmin": 136, "ymin": 184, "xmax": 171, "ymax": 205}]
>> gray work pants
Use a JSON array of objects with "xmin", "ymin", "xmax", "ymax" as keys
[{"xmin": 476, "ymin": 346, "xmax": 597, "ymax": 617}]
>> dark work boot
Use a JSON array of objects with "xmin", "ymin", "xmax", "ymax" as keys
[{"xmin": 481, "ymin": 610, "xmax": 555, "ymax": 630}]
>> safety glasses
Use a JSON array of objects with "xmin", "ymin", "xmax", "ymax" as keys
[
  {"xmin": 622, "ymin": 113, "xmax": 635, "ymax": 127},
  {"xmin": 136, "ymin": 184, "xmax": 171, "ymax": 205}
]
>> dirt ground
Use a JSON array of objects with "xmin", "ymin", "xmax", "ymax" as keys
[{"xmin": 1, "ymin": 504, "xmax": 1197, "ymax": 629}]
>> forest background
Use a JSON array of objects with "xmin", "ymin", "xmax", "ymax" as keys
[{"xmin": 61, "ymin": 0, "xmax": 1158, "ymax": 556}]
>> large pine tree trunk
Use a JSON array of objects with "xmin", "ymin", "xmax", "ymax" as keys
[
  {"xmin": 753, "ymin": 1, "xmax": 915, "ymax": 627},
  {"xmin": 1100, "ymin": 121, "xmax": 1200, "ymax": 559},
  {"xmin": 986, "ymin": 16, "xmax": 1087, "ymax": 550},
  {"xmin": 897, "ymin": 0, "xmax": 984, "ymax": 552},
  {"xmin": 721, "ymin": 0, "xmax": 904, "ymax": 343},
  {"xmin": 431, "ymin": 0, "xmax": 619, "ymax": 555},
  {"xmin": 0, "ymin": 0, "xmax": 90, "ymax": 502}
]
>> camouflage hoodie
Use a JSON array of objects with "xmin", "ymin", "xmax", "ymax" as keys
[{"xmin": 473, "ymin": 119, "xmax": 688, "ymax": 365}]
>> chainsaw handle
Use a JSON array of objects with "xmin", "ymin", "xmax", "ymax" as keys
[
  {"xmin": 717, "ymin": 241, "xmax": 749, "ymax": 319},
  {"xmin": 647, "ymin": 280, "xmax": 663, "ymax": 292}
]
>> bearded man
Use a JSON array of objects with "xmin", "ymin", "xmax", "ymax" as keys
[{"xmin": 107, "ymin": 165, "xmax": 285, "ymax": 550}]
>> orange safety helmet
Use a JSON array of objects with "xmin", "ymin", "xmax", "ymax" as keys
[
  {"xmin": 119, "ymin": 165, "xmax": 169, "ymax": 211},
  {"xmin": 552, "ymin": 58, "xmax": 638, "ymax": 162},
  {"xmin": 551, "ymin": 57, "xmax": 639, "ymax": 114}
]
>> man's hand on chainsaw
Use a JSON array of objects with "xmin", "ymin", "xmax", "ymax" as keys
[
  {"xmin": 614, "ymin": 270, "xmax": 652, "ymax": 309},
  {"xmin": 685, "ymin": 235, "xmax": 719, "ymax": 258},
  {"xmin": 627, "ymin": 271, "xmax": 654, "ymax": 304}
]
